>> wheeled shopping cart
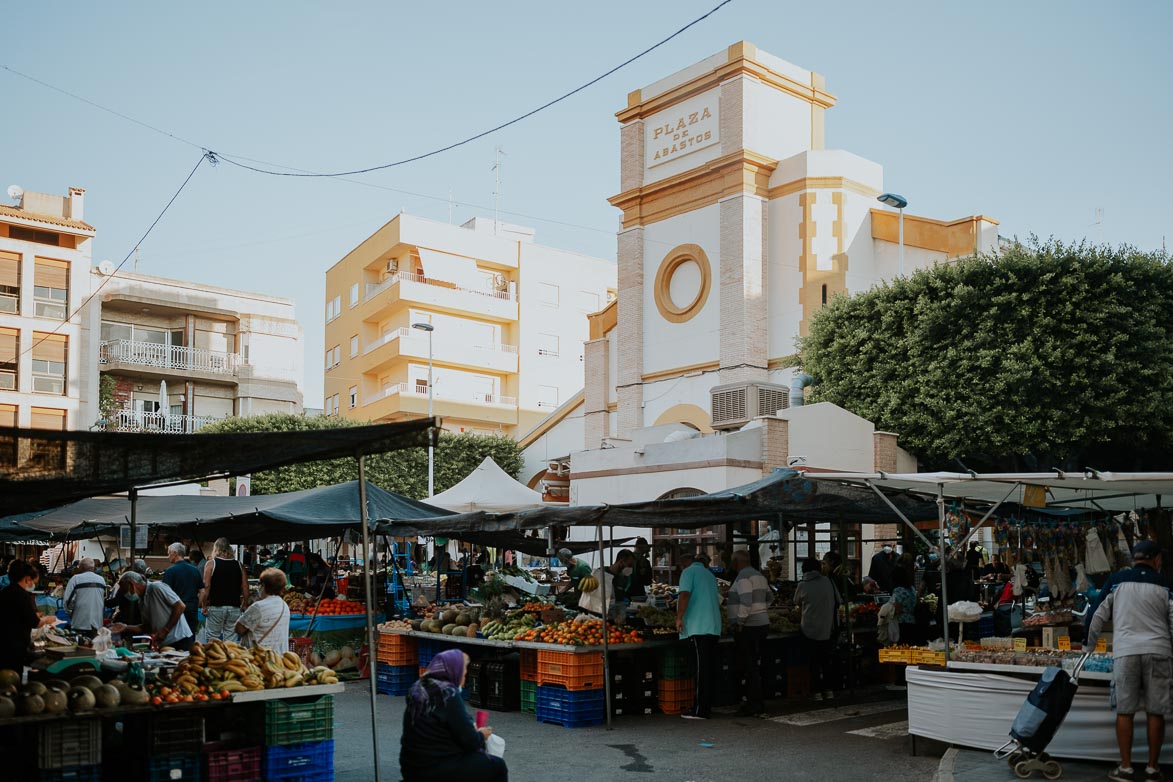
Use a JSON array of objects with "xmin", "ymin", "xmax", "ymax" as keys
[{"xmin": 993, "ymin": 653, "xmax": 1090, "ymax": 779}]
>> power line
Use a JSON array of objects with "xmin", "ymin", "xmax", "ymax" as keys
[
  {"xmin": 207, "ymin": 0, "xmax": 733, "ymax": 177},
  {"xmin": 18, "ymin": 153, "xmax": 211, "ymax": 360}
]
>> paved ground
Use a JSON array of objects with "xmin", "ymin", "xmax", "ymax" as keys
[
  {"xmin": 331, "ymin": 682, "xmax": 942, "ymax": 781},
  {"xmin": 944, "ymin": 746, "xmax": 1131, "ymax": 782}
]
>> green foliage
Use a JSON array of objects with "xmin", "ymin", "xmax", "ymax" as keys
[
  {"xmin": 801, "ymin": 239, "xmax": 1173, "ymax": 470},
  {"xmin": 199, "ymin": 413, "xmax": 524, "ymax": 498},
  {"xmin": 97, "ymin": 375, "xmax": 118, "ymax": 427}
]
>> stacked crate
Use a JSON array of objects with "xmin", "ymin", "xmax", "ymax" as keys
[
  {"xmin": 261, "ymin": 695, "xmax": 335, "ymax": 782},
  {"xmin": 535, "ymin": 650, "xmax": 605, "ymax": 727},
  {"xmin": 376, "ymin": 632, "xmax": 419, "ymax": 696},
  {"xmin": 519, "ymin": 649, "xmax": 538, "ymax": 714},
  {"xmin": 38, "ymin": 719, "xmax": 102, "ymax": 782},
  {"xmin": 609, "ymin": 653, "xmax": 656, "ymax": 717},
  {"xmin": 482, "ymin": 659, "xmax": 521, "ymax": 712},
  {"xmin": 656, "ymin": 648, "xmax": 694, "ymax": 715},
  {"xmin": 784, "ymin": 637, "xmax": 812, "ymax": 698},
  {"xmin": 712, "ymin": 644, "xmax": 743, "ymax": 708},
  {"xmin": 203, "ymin": 743, "xmax": 263, "ymax": 782},
  {"xmin": 464, "ymin": 660, "xmax": 484, "ymax": 705},
  {"xmin": 139, "ymin": 712, "xmax": 204, "ymax": 781},
  {"xmin": 760, "ymin": 638, "xmax": 788, "ymax": 698}
]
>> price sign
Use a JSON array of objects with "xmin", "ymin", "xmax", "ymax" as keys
[
  {"xmin": 1014, "ymin": 637, "xmax": 1028, "ymax": 651},
  {"xmin": 1057, "ymin": 636, "xmax": 1071, "ymax": 651},
  {"xmin": 1096, "ymin": 638, "xmax": 1108, "ymax": 653}
]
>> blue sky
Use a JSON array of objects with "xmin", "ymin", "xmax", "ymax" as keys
[{"xmin": 4, "ymin": 1, "xmax": 1171, "ymax": 408}]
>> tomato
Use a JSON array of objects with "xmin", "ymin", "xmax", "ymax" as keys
[{"xmin": 151, "ymin": 696, "xmax": 162, "ymax": 706}]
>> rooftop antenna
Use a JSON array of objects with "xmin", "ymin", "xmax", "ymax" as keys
[
  {"xmin": 133, "ymin": 246, "xmax": 140, "ymax": 272},
  {"xmin": 1090, "ymin": 207, "xmax": 1104, "ymax": 245},
  {"xmin": 492, "ymin": 146, "xmax": 506, "ymax": 235}
]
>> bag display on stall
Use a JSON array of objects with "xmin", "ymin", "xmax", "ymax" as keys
[{"xmin": 1084, "ymin": 528, "xmax": 1111, "ymax": 574}]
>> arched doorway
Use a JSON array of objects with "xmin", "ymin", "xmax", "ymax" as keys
[{"xmin": 651, "ymin": 487, "xmax": 726, "ymax": 584}]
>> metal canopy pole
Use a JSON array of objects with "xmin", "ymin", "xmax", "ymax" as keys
[
  {"xmin": 865, "ymin": 481, "xmax": 934, "ymax": 549},
  {"xmin": 957, "ymin": 483, "xmax": 1021, "ymax": 551},
  {"xmin": 598, "ymin": 523, "xmax": 612, "ymax": 730},
  {"xmin": 128, "ymin": 488, "xmax": 138, "ymax": 563},
  {"xmin": 357, "ymin": 458, "xmax": 382, "ymax": 782},
  {"xmin": 937, "ymin": 484, "xmax": 950, "ymax": 663}
]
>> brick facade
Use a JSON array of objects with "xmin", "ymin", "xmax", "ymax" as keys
[
  {"xmin": 583, "ymin": 338, "xmax": 609, "ymax": 448},
  {"xmin": 718, "ymin": 195, "xmax": 769, "ymax": 384},
  {"xmin": 616, "ymin": 227, "xmax": 645, "ymax": 438}
]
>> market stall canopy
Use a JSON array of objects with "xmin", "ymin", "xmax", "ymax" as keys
[
  {"xmin": 0, "ymin": 419, "xmax": 436, "ymax": 516},
  {"xmin": 376, "ymin": 468, "xmax": 938, "ymax": 539},
  {"xmin": 806, "ymin": 471, "xmax": 1173, "ymax": 512},
  {"xmin": 426, "ymin": 456, "xmax": 545, "ymax": 513},
  {"xmin": 9, "ymin": 481, "xmax": 452, "ymax": 545}
]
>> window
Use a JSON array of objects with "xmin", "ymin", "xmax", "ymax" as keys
[
  {"xmin": 536, "ymin": 282, "xmax": 559, "ymax": 307},
  {"xmin": 10, "ymin": 226, "xmax": 60, "ymax": 246},
  {"xmin": 325, "ymin": 295, "xmax": 342, "ymax": 322},
  {"xmin": 28, "ymin": 407, "xmax": 67, "ymax": 471},
  {"xmin": 333, "ymin": 394, "xmax": 341, "ymax": 414},
  {"xmin": 334, "ymin": 346, "xmax": 341, "ymax": 367},
  {"xmin": 0, "ymin": 251, "xmax": 19, "ymax": 314},
  {"xmin": 537, "ymin": 385, "xmax": 559, "ymax": 409},
  {"xmin": 33, "ymin": 259, "xmax": 69, "ymax": 319},
  {"xmin": 0, "ymin": 329, "xmax": 16, "ymax": 390},
  {"xmin": 325, "ymin": 350, "xmax": 332, "ymax": 370},
  {"xmin": 348, "ymin": 386, "xmax": 358, "ymax": 409},
  {"xmin": 578, "ymin": 290, "xmax": 600, "ymax": 313},
  {"xmin": 325, "ymin": 346, "xmax": 341, "ymax": 370},
  {"xmin": 349, "ymin": 284, "xmax": 359, "ymax": 308},
  {"xmin": 0, "ymin": 404, "xmax": 15, "ymax": 468},
  {"xmin": 31, "ymin": 333, "xmax": 67, "ymax": 395},
  {"xmin": 537, "ymin": 333, "xmax": 559, "ymax": 358},
  {"xmin": 350, "ymin": 335, "xmax": 359, "ymax": 358}
]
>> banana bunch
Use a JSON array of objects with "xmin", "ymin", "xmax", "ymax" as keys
[
  {"xmin": 168, "ymin": 640, "xmax": 337, "ymax": 695},
  {"xmin": 480, "ymin": 613, "xmax": 537, "ymax": 641},
  {"xmin": 578, "ymin": 575, "xmax": 599, "ymax": 593},
  {"xmin": 304, "ymin": 666, "xmax": 340, "ymax": 686}
]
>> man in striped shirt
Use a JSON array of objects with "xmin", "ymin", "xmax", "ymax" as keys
[{"xmin": 728, "ymin": 550, "xmax": 772, "ymax": 716}]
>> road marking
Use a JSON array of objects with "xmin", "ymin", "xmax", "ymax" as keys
[
  {"xmin": 846, "ymin": 720, "xmax": 909, "ymax": 739},
  {"xmin": 768, "ymin": 701, "xmax": 905, "ymax": 726}
]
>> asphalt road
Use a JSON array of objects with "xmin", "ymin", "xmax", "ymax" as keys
[{"xmin": 331, "ymin": 682, "xmax": 942, "ymax": 781}]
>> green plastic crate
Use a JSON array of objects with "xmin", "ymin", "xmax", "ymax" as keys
[
  {"xmin": 263, "ymin": 695, "xmax": 334, "ymax": 747},
  {"xmin": 520, "ymin": 680, "xmax": 537, "ymax": 715},
  {"xmin": 656, "ymin": 650, "xmax": 691, "ymax": 680}
]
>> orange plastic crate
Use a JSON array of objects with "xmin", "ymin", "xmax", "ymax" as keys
[
  {"xmin": 419, "ymin": 666, "xmax": 428, "ymax": 679},
  {"xmin": 519, "ymin": 649, "xmax": 538, "ymax": 682},
  {"xmin": 377, "ymin": 633, "xmax": 418, "ymax": 666},
  {"xmin": 656, "ymin": 678, "xmax": 694, "ymax": 715},
  {"xmin": 536, "ymin": 650, "xmax": 604, "ymax": 691}
]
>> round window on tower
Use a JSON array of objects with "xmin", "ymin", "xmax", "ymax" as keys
[{"xmin": 653, "ymin": 243, "xmax": 711, "ymax": 323}]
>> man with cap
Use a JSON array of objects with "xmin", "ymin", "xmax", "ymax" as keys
[
  {"xmin": 1087, "ymin": 540, "xmax": 1173, "ymax": 782},
  {"xmin": 556, "ymin": 548, "xmax": 593, "ymax": 606}
]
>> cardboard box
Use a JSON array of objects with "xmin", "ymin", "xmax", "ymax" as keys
[{"xmin": 502, "ymin": 574, "xmax": 551, "ymax": 596}]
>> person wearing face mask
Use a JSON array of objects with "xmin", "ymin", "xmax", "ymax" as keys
[
  {"xmin": 578, "ymin": 550, "xmax": 636, "ymax": 617},
  {"xmin": 111, "ymin": 572, "xmax": 194, "ymax": 651},
  {"xmin": 0, "ymin": 560, "xmax": 57, "ymax": 672}
]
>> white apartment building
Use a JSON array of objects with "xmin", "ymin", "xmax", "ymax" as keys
[{"xmin": 324, "ymin": 214, "xmax": 616, "ymax": 437}]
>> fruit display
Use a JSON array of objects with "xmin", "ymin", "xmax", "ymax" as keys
[
  {"xmin": 578, "ymin": 575, "xmax": 599, "ymax": 593},
  {"xmin": 378, "ymin": 618, "xmax": 412, "ymax": 632},
  {"xmin": 480, "ymin": 613, "xmax": 537, "ymax": 641},
  {"xmin": 850, "ymin": 602, "xmax": 880, "ymax": 622},
  {"xmin": 161, "ymin": 639, "xmax": 338, "ymax": 700},
  {"xmin": 309, "ymin": 645, "xmax": 359, "ymax": 671},
  {"xmin": 0, "ymin": 670, "xmax": 148, "ymax": 715},
  {"xmin": 497, "ymin": 564, "xmax": 533, "ymax": 582},
  {"xmin": 648, "ymin": 582, "xmax": 677, "ymax": 599},
  {"xmin": 311, "ymin": 598, "xmax": 366, "ymax": 616},
  {"xmin": 519, "ymin": 601, "xmax": 550, "ymax": 612},
  {"xmin": 515, "ymin": 619, "xmax": 644, "ymax": 646},
  {"xmin": 635, "ymin": 604, "xmax": 676, "ymax": 629},
  {"xmin": 767, "ymin": 611, "xmax": 798, "ymax": 635}
]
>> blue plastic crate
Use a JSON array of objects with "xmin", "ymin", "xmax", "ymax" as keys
[
  {"xmin": 263, "ymin": 740, "xmax": 334, "ymax": 782},
  {"xmin": 376, "ymin": 663, "xmax": 418, "ymax": 696},
  {"xmin": 536, "ymin": 684, "xmax": 605, "ymax": 728},
  {"xmin": 147, "ymin": 753, "xmax": 201, "ymax": 782},
  {"xmin": 417, "ymin": 639, "xmax": 450, "ymax": 666},
  {"xmin": 39, "ymin": 767, "xmax": 101, "ymax": 782}
]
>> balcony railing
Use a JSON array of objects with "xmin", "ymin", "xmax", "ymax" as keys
[
  {"xmin": 106, "ymin": 409, "xmax": 218, "ymax": 434},
  {"xmin": 363, "ymin": 272, "xmax": 516, "ymax": 304},
  {"xmin": 99, "ymin": 339, "xmax": 241, "ymax": 376},
  {"xmin": 363, "ymin": 327, "xmax": 518, "ymax": 357},
  {"xmin": 372, "ymin": 382, "xmax": 517, "ymax": 408}
]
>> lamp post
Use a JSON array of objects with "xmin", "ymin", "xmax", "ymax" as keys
[
  {"xmin": 411, "ymin": 322, "xmax": 435, "ymax": 497},
  {"xmin": 877, "ymin": 193, "xmax": 908, "ymax": 277}
]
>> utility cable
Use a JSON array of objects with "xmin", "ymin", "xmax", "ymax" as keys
[{"xmin": 17, "ymin": 152, "xmax": 212, "ymax": 359}]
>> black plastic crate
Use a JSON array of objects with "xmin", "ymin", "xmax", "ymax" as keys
[
  {"xmin": 38, "ymin": 719, "xmax": 102, "ymax": 770},
  {"xmin": 148, "ymin": 713, "xmax": 205, "ymax": 755},
  {"xmin": 464, "ymin": 660, "xmax": 484, "ymax": 707},
  {"xmin": 38, "ymin": 766, "xmax": 101, "ymax": 782},
  {"xmin": 608, "ymin": 652, "xmax": 655, "ymax": 691},
  {"xmin": 147, "ymin": 753, "xmax": 201, "ymax": 782},
  {"xmin": 482, "ymin": 659, "xmax": 520, "ymax": 711}
]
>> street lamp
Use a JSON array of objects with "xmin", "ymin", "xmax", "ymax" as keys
[
  {"xmin": 411, "ymin": 322, "xmax": 435, "ymax": 497},
  {"xmin": 877, "ymin": 193, "xmax": 908, "ymax": 277}
]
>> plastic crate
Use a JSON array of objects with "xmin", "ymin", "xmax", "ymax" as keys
[
  {"xmin": 656, "ymin": 649, "xmax": 691, "ymax": 680},
  {"xmin": 519, "ymin": 649, "xmax": 538, "ymax": 682},
  {"xmin": 483, "ymin": 660, "xmax": 520, "ymax": 711},
  {"xmin": 464, "ymin": 661, "xmax": 484, "ymax": 706},
  {"xmin": 263, "ymin": 740, "xmax": 334, "ymax": 781},
  {"xmin": 520, "ymin": 680, "xmax": 537, "ymax": 714},
  {"xmin": 786, "ymin": 665, "xmax": 811, "ymax": 698},
  {"xmin": 536, "ymin": 684, "xmax": 605, "ymax": 728},
  {"xmin": 38, "ymin": 767, "xmax": 101, "ymax": 782},
  {"xmin": 38, "ymin": 719, "xmax": 102, "ymax": 770},
  {"xmin": 204, "ymin": 744, "xmax": 262, "ymax": 782},
  {"xmin": 657, "ymin": 678, "xmax": 694, "ymax": 715},
  {"xmin": 417, "ymin": 638, "xmax": 449, "ymax": 666},
  {"xmin": 290, "ymin": 637, "xmax": 315, "ymax": 666},
  {"xmin": 536, "ymin": 650, "xmax": 604, "ymax": 691},
  {"xmin": 148, "ymin": 713, "xmax": 205, "ymax": 755},
  {"xmin": 376, "ymin": 632, "xmax": 418, "ymax": 666},
  {"xmin": 609, "ymin": 653, "xmax": 655, "ymax": 690},
  {"xmin": 263, "ymin": 695, "xmax": 335, "ymax": 747},
  {"xmin": 375, "ymin": 663, "xmax": 418, "ymax": 696},
  {"xmin": 147, "ymin": 753, "xmax": 201, "ymax": 782}
]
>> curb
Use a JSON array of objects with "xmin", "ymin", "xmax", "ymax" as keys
[{"xmin": 937, "ymin": 746, "xmax": 958, "ymax": 782}]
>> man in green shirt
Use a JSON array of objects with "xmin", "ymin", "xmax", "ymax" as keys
[
  {"xmin": 676, "ymin": 552, "xmax": 721, "ymax": 720},
  {"xmin": 557, "ymin": 548, "xmax": 593, "ymax": 606}
]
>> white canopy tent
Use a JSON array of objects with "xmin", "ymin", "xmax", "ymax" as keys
[{"xmin": 427, "ymin": 456, "xmax": 545, "ymax": 513}]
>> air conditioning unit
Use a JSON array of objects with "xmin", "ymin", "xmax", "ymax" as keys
[
  {"xmin": 386, "ymin": 259, "xmax": 399, "ymax": 274},
  {"xmin": 709, "ymin": 381, "xmax": 790, "ymax": 430},
  {"xmin": 33, "ymin": 376, "xmax": 64, "ymax": 395}
]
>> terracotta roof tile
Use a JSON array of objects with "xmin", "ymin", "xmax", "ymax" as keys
[{"xmin": 0, "ymin": 204, "xmax": 95, "ymax": 233}]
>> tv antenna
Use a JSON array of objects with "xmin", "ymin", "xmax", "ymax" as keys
[{"xmin": 492, "ymin": 147, "xmax": 506, "ymax": 235}]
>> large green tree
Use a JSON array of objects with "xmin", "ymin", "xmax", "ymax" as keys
[
  {"xmin": 801, "ymin": 239, "xmax": 1173, "ymax": 471},
  {"xmin": 200, "ymin": 413, "xmax": 524, "ymax": 498}
]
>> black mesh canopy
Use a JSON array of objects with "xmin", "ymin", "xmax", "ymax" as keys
[{"xmin": 0, "ymin": 419, "xmax": 435, "ymax": 516}]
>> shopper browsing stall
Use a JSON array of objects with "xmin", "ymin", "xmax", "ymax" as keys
[
  {"xmin": 235, "ymin": 567, "xmax": 291, "ymax": 653},
  {"xmin": 202, "ymin": 537, "xmax": 249, "ymax": 642},
  {"xmin": 727, "ymin": 550, "xmax": 770, "ymax": 716},
  {"xmin": 676, "ymin": 552, "xmax": 721, "ymax": 720},
  {"xmin": 795, "ymin": 557, "xmax": 841, "ymax": 701},
  {"xmin": 162, "ymin": 542, "xmax": 203, "ymax": 635},
  {"xmin": 110, "ymin": 571, "xmax": 194, "ymax": 651}
]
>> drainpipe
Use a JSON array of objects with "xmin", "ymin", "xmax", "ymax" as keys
[{"xmin": 790, "ymin": 373, "xmax": 814, "ymax": 407}]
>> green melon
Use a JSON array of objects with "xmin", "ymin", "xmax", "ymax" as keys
[
  {"xmin": 442, "ymin": 608, "xmax": 460, "ymax": 624},
  {"xmin": 455, "ymin": 613, "xmax": 471, "ymax": 627},
  {"xmin": 19, "ymin": 693, "xmax": 44, "ymax": 716},
  {"xmin": 70, "ymin": 675, "xmax": 103, "ymax": 691},
  {"xmin": 67, "ymin": 686, "xmax": 96, "ymax": 712},
  {"xmin": 43, "ymin": 678, "xmax": 71, "ymax": 693},
  {"xmin": 0, "ymin": 670, "xmax": 20, "ymax": 690},
  {"xmin": 22, "ymin": 681, "xmax": 47, "ymax": 697},
  {"xmin": 41, "ymin": 689, "xmax": 67, "ymax": 714},
  {"xmin": 441, "ymin": 623, "xmax": 457, "ymax": 635},
  {"xmin": 120, "ymin": 685, "xmax": 150, "ymax": 706},
  {"xmin": 94, "ymin": 684, "xmax": 121, "ymax": 708},
  {"xmin": 0, "ymin": 696, "xmax": 13, "ymax": 718}
]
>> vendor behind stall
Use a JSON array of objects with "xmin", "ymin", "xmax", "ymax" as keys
[
  {"xmin": 557, "ymin": 548, "xmax": 594, "ymax": 606},
  {"xmin": 579, "ymin": 550, "xmax": 636, "ymax": 617},
  {"xmin": 63, "ymin": 558, "xmax": 107, "ymax": 636},
  {"xmin": 111, "ymin": 572, "xmax": 194, "ymax": 652},
  {"xmin": 629, "ymin": 537, "xmax": 653, "ymax": 600},
  {"xmin": 0, "ymin": 560, "xmax": 56, "ymax": 672}
]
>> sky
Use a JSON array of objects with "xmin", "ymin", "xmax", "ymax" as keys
[{"xmin": 4, "ymin": 1, "xmax": 1171, "ymax": 409}]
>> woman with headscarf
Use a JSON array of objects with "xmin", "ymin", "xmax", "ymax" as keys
[{"xmin": 400, "ymin": 649, "xmax": 507, "ymax": 782}]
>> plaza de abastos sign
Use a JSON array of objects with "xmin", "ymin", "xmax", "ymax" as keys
[{"xmin": 645, "ymin": 94, "xmax": 719, "ymax": 168}]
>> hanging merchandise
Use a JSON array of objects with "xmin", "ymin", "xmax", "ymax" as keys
[
  {"xmin": 1013, "ymin": 563, "xmax": 1027, "ymax": 597},
  {"xmin": 1074, "ymin": 563, "xmax": 1089, "ymax": 593},
  {"xmin": 1085, "ymin": 527, "xmax": 1112, "ymax": 574}
]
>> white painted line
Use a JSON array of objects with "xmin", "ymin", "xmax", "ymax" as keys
[
  {"xmin": 846, "ymin": 720, "xmax": 909, "ymax": 739},
  {"xmin": 768, "ymin": 701, "xmax": 906, "ymax": 727}
]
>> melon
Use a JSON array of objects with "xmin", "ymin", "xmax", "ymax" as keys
[
  {"xmin": 0, "ymin": 670, "xmax": 20, "ymax": 690},
  {"xmin": 339, "ymin": 645, "xmax": 354, "ymax": 659},
  {"xmin": 22, "ymin": 681, "xmax": 47, "ymax": 697},
  {"xmin": 0, "ymin": 696, "xmax": 13, "ymax": 718},
  {"xmin": 67, "ymin": 686, "xmax": 96, "ymax": 712},
  {"xmin": 94, "ymin": 684, "xmax": 121, "ymax": 708},
  {"xmin": 309, "ymin": 651, "xmax": 323, "ymax": 667},
  {"xmin": 410, "ymin": 619, "xmax": 423, "ymax": 631},
  {"xmin": 323, "ymin": 649, "xmax": 342, "ymax": 668},
  {"xmin": 441, "ymin": 623, "xmax": 457, "ymax": 636},
  {"xmin": 442, "ymin": 609, "xmax": 460, "ymax": 624},
  {"xmin": 19, "ymin": 693, "xmax": 44, "ymax": 716},
  {"xmin": 41, "ymin": 689, "xmax": 67, "ymax": 714},
  {"xmin": 455, "ymin": 613, "xmax": 471, "ymax": 627},
  {"xmin": 43, "ymin": 678, "xmax": 70, "ymax": 693},
  {"xmin": 120, "ymin": 685, "xmax": 150, "ymax": 706},
  {"xmin": 70, "ymin": 675, "xmax": 103, "ymax": 691},
  {"xmin": 0, "ymin": 685, "xmax": 16, "ymax": 699}
]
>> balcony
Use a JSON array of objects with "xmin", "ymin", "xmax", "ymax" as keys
[
  {"xmin": 362, "ymin": 328, "xmax": 519, "ymax": 375},
  {"xmin": 362, "ymin": 382, "xmax": 518, "ymax": 426},
  {"xmin": 362, "ymin": 272, "xmax": 518, "ymax": 323},
  {"xmin": 106, "ymin": 409, "xmax": 218, "ymax": 434},
  {"xmin": 99, "ymin": 339, "xmax": 242, "ymax": 384}
]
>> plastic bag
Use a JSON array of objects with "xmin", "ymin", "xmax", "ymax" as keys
[
  {"xmin": 485, "ymin": 733, "xmax": 506, "ymax": 758},
  {"xmin": 1074, "ymin": 563, "xmax": 1089, "ymax": 594},
  {"xmin": 91, "ymin": 626, "xmax": 113, "ymax": 654},
  {"xmin": 947, "ymin": 601, "xmax": 983, "ymax": 623},
  {"xmin": 1085, "ymin": 529, "xmax": 1111, "ymax": 574}
]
